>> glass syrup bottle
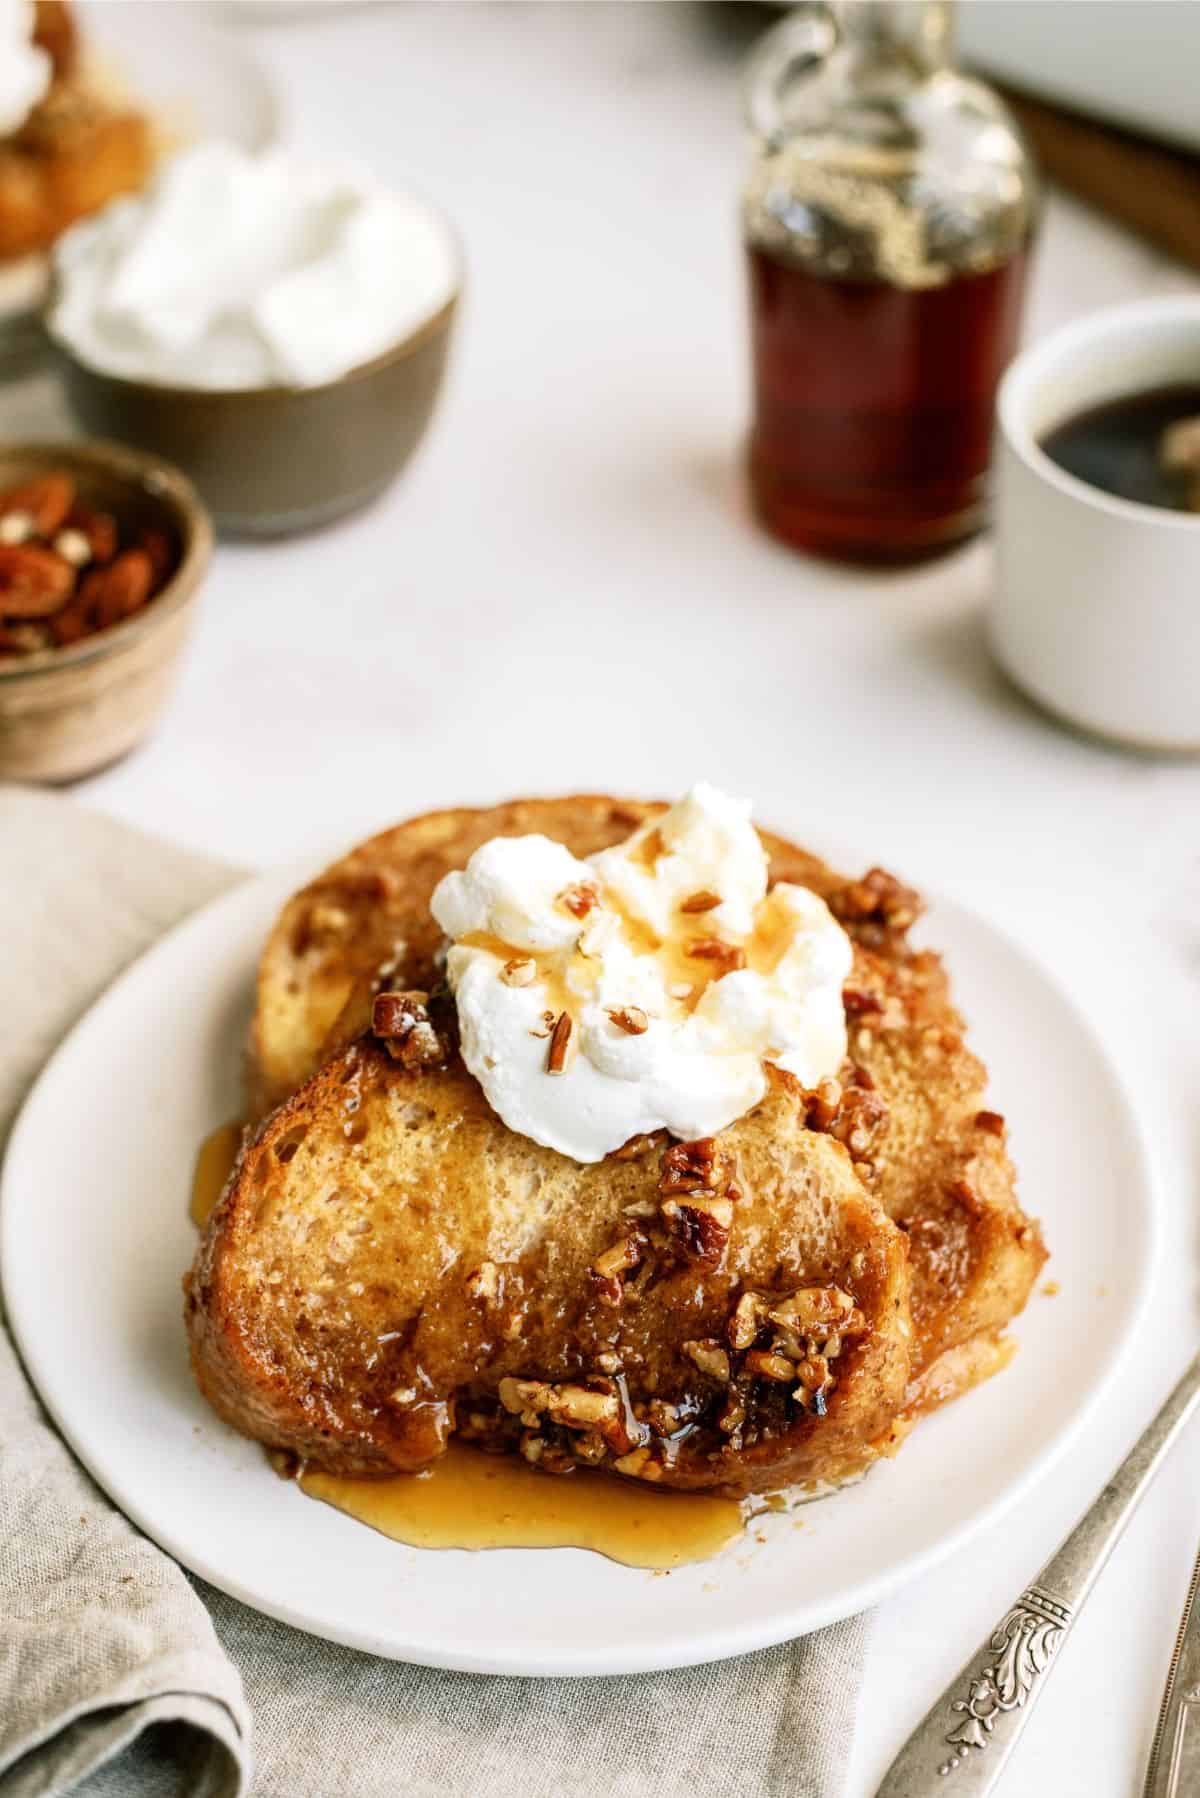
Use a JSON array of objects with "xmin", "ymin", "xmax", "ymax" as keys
[{"xmin": 743, "ymin": 0, "xmax": 1038, "ymax": 563}]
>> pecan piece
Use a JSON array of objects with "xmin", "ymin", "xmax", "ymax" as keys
[
  {"xmin": 766, "ymin": 1286, "xmax": 861, "ymax": 1334},
  {"xmin": 727, "ymin": 1290, "xmax": 768, "ymax": 1351},
  {"xmin": 744, "ymin": 1349, "xmax": 795, "ymax": 1383},
  {"xmin": 830, "ymin": 867, "xmax": 922, "ymax": 933},
  {"xmin": 79, "ymin": 549, "xmax": 154, "ymax": 629},
  {"xmin": 557, "ymin": 882, "xmax": 599, "ymax": 919},
  {"xmin": 682, "ymin": 1338, "xmax": 731, "ymax": 1382},
  {"xmin": 546, "ymin": 1010, "xmax": 573, "ymax": 1073},
  {"xmin": 0, "ymin": 473, "xmax": 74, "ymax": 537},
  {"xmin": 371, "ymin": 990, "xmax": 446, "ymax": 1069},
  {"xmin": 661, "ymin": 1193, "xmax": 732, "ymax": 1266},
  {"xmin": 62, "ymin": 503, "xmax": 118, "ymax": 565},
  {"xmin": 685, "ymin": 937, "xmax": 746, "ymax": 974},
  {"xmin": 591, "ymin": 1226, "xmax": 647, "ymax": 1283},
  {"xmin": 659, "ymin": 1137, "xmax": 724, "ymax": 1195},
  {"xmin": 804, "ymin": 1076, "xmax": 843, "ymax": 1132},
  {"xmin": 0, "ymin": 544, "xmax": 74, "ymax": 617}
]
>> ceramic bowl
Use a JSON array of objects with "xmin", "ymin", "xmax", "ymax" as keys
[
  {"xmin": 991, "ymin": 296, "xmax": 1200, "ymax": 753},
  {"xmin": 0, "ymin": 440, "xmax": 212, "ymax": 783},
  {"xmin": 48, "ymin": 279, "xmax": 460, "ymax": 538}
]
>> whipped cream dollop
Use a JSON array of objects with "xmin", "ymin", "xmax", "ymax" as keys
[
  {"xmin": 430, "ymin": 784, "xmax": 853, "ymax": 1163},
  {"xmin": 50, "ymin": 142, "xmax": 458, "ymax": 390},
  {"xmin": 0, "ymin": 0, "xmax": 50, "ymax": 137}
]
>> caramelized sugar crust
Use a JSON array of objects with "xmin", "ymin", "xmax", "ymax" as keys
[{"xmin": 187, "ymin": 797, "xmax": 1046, "ymax": 1495}]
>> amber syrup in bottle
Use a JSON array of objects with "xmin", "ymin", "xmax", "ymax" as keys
[{"xmin": 747, "ymin": 245, "xmax": 1030, "ymax": 563}]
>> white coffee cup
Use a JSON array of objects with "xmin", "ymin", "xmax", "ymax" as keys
[{"xmin": 991, "ymin": 296, "xmax": 1200, "ymax": 752}]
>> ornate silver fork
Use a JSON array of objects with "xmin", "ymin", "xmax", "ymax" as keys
[{"xmin": 874, "ymin": 1349, "xmax": 1200, "ymax": 1797}]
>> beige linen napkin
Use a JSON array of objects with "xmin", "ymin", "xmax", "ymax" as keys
[{"xmin": 0, "ymin": 786, "xmax": 870, "ymax": 1798}]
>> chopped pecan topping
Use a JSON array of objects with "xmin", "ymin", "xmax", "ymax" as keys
[
  {"xmin": 743, "ymin": 1349, "xmax": 795, "ymax": 1382},
  {"xmin": 680, "ymin": 889, "xmax": 721, "ymax": 914},
  {"xmin": 683, "ymin": 1338, "xmax": 731, "ymax": 1382},
  {"xmin": 519, "ymin": 1431, "xmax": 575, "ymax": 1474},
  {"xmin": 558, "ymin": 882, "xmax": 599, "ymax": 919},
  {"xmin": 728, "ymin": 1290, "xmax": 769, "ymax": 1351},
  {"xmin": 548, "ymin": 1384, "xmax": 622, "ymax": 1431},
  {"xmin": 612, "ymin": 1445, "xmax": 662, "ymax": 1481},
  {"xmin": 607, "ymin": 1005, "xmax": 649, "ymax": 1035},
  {"xmin": 805, "ymin": 1070, "xmax": 888, "ymax": 1163},
  {"xmin": 805, "ymin": 1076, "xmax": 843, "ymax": 1132},
  {"xmin": 659, "ymin": 1138, "xmax": 724, "ymax": 1195},
  {"xmin": 590, "ymin": 1225, "xmax": 649, "ymax": 1303},
  {"xmin": 722, "ymin": 1282, "xmax": 865, "ymax": 1428},
  {"xmin": 842, "ymin": 987, "xmax": 884, "ymax": 1019},
  {"xmin": 766, "ymin": 1286, "xmax": 861, "ymax": 1334},
  {"xmin": 371, "ymin": 991, "xmax": 446, "ymax": 1069},
  {"xmin": 645, "ymin": 1399, "xmax": 683, "ymax": 1438},
  {"xmin": 497, "ymin": 1374, "xmax": 634, "ymax": 1454},
  {"xmin": 830, "ymin": 867, "xmax": 922, "ymax": 934},
  {"xmin": 570, "ymin": 1430, "xmax": 610, "ymax": 1466},
  {"xmin": 685, "ymin": 937, "xmax": 747, "ymax": 974},
  {"xmin": 546, "ymin": 1010, "xmax": 573, "ymax": 1073},
  {"xmin": 610, "ymin": 1131, "xmax": 663, "ymax": 1161},
  {"xmin": 975, "ymin": 1109, "xmax": 1006, "ymax": 1137},
  {"xmin": 660, "ymin": 1193, "xmax": 732, "ymax": 1266},
  {"xmin": 498, "ymin": 1378, "xmax": 554, "ymax": 1427}
]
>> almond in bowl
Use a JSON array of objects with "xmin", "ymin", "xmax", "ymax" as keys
[{"xmin": 0, "ymin": 440, "xmax": 211, "ymax": 782}]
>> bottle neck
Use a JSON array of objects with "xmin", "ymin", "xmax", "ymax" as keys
[{"xmin": 832, "ymin": 1, "xmax": 954, "ymax": 80}]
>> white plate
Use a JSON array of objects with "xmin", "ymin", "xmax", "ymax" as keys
[
  {"xmin": 0, "ymin": 867, "xmax": 1156, "ymax": 1676},
  {"xmin": 0, "ymin": 2, "xmax": 279, "ymax": 330}
]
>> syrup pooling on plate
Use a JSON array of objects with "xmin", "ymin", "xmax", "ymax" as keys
[
  {"xmin": 189, "ymin": 1119, "xmax": 745, "ymax": 1566},
  {"xmin": 300, "ymin": 1443, "xmax": 743, "ymax": 1570},
  {"xmin": 189, "ymin": 1118, "xmax": 242, "ymax": 1228}
]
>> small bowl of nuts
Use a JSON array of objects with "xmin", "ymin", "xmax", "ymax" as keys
[{"xmin": 0, "ymin": 440, "xmax": 212, "ymax": 783}]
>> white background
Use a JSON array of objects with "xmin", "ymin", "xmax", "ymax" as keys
[{"xmin": 10, "ymin": 5, "xmax": 1200, "ymax": 1794}]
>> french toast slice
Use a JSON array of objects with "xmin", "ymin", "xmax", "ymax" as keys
[
  {"xmin": 0, "ymin": 83, "xmax": 151, "ymax": 261},
  {"xmin": 247, "ymin": 797, "xmax": 1046, "ymax": 1400},
  {"xmin": 186, "ymin": 1056, "xmax": 912, "ymax": 1496}
]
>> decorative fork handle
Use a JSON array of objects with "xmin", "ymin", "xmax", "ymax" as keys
[
  {"xmin": 875, "ymin": 1350, "xmax": 1200, "ymax": 1797},
  {"xmin": 1144, "ymin": 1545, "xmax": 1200, "ymax": 1798}
]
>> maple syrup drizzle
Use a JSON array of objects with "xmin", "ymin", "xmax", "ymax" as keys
[
  {"xmin": 301, "ymin": 1444, "xmax": 743, "ymax": 1569},
  {"xmin": 189, "ymin": 1121, "xmax": 745, "ymax": 1567},
  {"xmin": 189, "ymin": 1119, "xmax": 243, "ymax": 1228},
  {"xmin": 459, "ymin": 882, "xmax": 796, "ymax": 1036}
]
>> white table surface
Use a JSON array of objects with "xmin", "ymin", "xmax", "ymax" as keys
[{"xmin": 10, "ymin": 6, "xmax": 1200, "ymax": 1795}]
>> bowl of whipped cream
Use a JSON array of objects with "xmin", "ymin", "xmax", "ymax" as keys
[{"xmin": 44, "ymin": 142, "xmax": 462, "ymax": 535}]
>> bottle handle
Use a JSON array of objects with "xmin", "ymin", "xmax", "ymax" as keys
[{"xmin": 743, "ymin": 6, "xmax": 839, "ymax": 148}]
